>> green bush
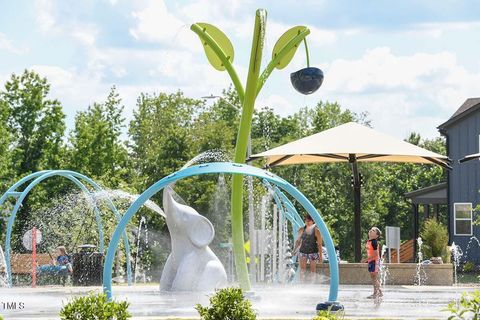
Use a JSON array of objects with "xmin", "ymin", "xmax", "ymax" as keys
[
  {"xmin": 420, "ymin": 219, "xmax": 449, "ymax": 260},
  {"xmin": 195, "ymin": 287, "xmax": 257, "ymax": 320},
  {"xmin": 444, "ymin": 290, "xmax": 480, "ymax": 320},
  {"xmin": 462, "ymin": 261, "xmax": 476, "ymax": 273},
  {"xmin": 312, "ymin": 309, "xmax": 343, "ymax": 319},
  {"xmin": 60, "ymin": 293, "xmax": 131, "ymax": 320}
]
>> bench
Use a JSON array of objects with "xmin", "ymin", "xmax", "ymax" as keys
[
  {"xmin": 10, "ymin": 253, "xmax": 69, "ymax": 285},
  {"xmin": 11, "ymin": 253, "xmax": 52, "ymax": 274}
]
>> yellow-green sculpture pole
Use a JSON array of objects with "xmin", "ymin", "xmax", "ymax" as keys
[
  {"xmin": 192, "ymin": 9, "xmax": 311, "ymax": 291},
  {"xmin": 231, "ymin": 9, "xmax": 266, "ymax": 290}
]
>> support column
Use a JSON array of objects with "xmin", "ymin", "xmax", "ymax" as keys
[
  {"xmin": 433, "ymin": 204, "xmax": 439, "ymax": 220},
  {"xmin": 349, "ymin": 154, "xmax": 362, "ymax": 262},
  {"xmin": 413, "ymin": 203, "xmax": 419, "ymax": 260},
  {"xmin": 423, "ymin": 204, "xmax": 430, "ymax": 220}
]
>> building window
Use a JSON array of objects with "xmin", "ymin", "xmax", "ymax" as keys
[{"xmin": 453, "ymin": 203, "xmax": 473, "ymax": 236}]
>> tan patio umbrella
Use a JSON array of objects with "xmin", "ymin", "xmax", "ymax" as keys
[{"xmin": 250, "ymin": 122, "xmax": 450, "ymax": 261}]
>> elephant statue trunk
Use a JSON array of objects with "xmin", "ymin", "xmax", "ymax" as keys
[{"xmin": 160, "ymin": 186, "xmax": 228, "ymax": 291}]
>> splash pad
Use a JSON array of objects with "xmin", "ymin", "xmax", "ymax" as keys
[{"xmin": 102, "ymin": 162, "xmax": 342, "ymax": 310}]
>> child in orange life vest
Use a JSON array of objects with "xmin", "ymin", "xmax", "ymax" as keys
[{"xmin": 363, "ymin": 227, "xmax": 382, "ymax": 298}]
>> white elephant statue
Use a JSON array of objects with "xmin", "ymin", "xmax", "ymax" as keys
[{"xmin": 160, "ymin": 186, "xmax": 228, "ymax": 291}]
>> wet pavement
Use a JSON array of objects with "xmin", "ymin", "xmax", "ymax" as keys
[{"xmin": 0, "ymin": 284, "xmax": 476, "ymax": 319}]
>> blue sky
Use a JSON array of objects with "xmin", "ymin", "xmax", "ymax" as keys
[{"xmin": 1, "ymin": 0, "xmax": 480, "ymax": 140}]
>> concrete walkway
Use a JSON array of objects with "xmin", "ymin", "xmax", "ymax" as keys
[{"xmin": 0, "ymin": 284, "xmax": 476, "ymax": 319}]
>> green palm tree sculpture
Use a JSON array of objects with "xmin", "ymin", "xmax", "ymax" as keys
[{"xmin": 192, "ymin": 9, "xmax": 311, "ymax": 290}]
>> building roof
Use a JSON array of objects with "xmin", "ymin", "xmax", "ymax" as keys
[
  {"xmin": 438, "ymin": 98, "xmax": 480, "ymax": 130},
  {"xmin": 404, "ymin": 182, "xmax": 447, "ymax": 204},
  {"xmin": 459, "ymin": 152, "xmax": 480, "ymax": 163}
]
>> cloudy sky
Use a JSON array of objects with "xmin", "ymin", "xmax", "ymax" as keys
[{"xmin": 1, "ymin": 0, "xmax": 480, "ymax": 140}]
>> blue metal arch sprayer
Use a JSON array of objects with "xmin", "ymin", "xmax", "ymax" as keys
[
  {"xmin": 102, "ymin": 162, "xmax": 340, "ymax": 305},
  {"xmin": 0, "ymin": 170, "xmax": 133, "ymax": 287}
]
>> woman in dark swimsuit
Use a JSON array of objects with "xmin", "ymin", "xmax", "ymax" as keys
[{"xmin": 294, "ymin": 214, "xmax": 323, "ymax": 282}]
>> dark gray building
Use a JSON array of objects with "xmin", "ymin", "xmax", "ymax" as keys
[{"xmin": 438, "ymin": 98, "xmax": 480, "ymax": 263}]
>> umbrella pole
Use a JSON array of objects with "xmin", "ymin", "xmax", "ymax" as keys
[{"xmin": 349, "ymin": 154, "xmax": 362, "ymax": 262}]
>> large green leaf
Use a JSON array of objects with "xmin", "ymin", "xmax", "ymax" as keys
[
  {"xmin": 195, "ymin": 23, "xmax": 234, "ymax": 71},
  {"xmin": 272, "ymin": 26, "xmax": 308, "ymax": 70}
]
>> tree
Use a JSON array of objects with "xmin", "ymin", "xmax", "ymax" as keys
[
  {"xmin": 1, "ymin": 70, "xmax": 65, "ymax": 174},
  {"xmin": 128, "ymin": 91, "xmax": 203, "ymax": 277},
  {"xmin": 68, "ymin": 86, "xmax": 130, "ymax": 187},
  {"xmin": 192, "ymin": 89, "xmax": 240, "ymax": 153},
  {"xmin": 0, "ymin": 70, "xmax": 66, "ymax": 241},
  {"xmin": 312, "ymin": 101, "xmax": 358, "ymax": 132},
  {"xmin": 0, "ymin": 89, "xmax": 12, "ymax": 243},
  {"xmin": 129, "ymin": 91, "xmax": 201, "ymax": 189},
  {"xmin": 0, "ymin": 94, "xmax": 11, "ymax": 181}
]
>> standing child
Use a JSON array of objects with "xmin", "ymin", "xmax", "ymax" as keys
[{"xmin": 364, "ymin": 227, "xmax": 382, "ymax": 298}]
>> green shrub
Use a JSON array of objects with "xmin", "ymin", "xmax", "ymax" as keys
[
  {"xmin": 312, "ymin": 310, "xmax": 341, "ymax": 319},
  {"xmin": 420, "ymin": 219, "xmax": 449, "ymax": 260},
  {"xmin": 195, "ymin": 287, "xmax": 257, "ymax": 320},
  {"xmin": 60, "ymin": 293, "xmax": 131, "ymax": 320},
  {"xmin": 444, "ymin": 290, "xmax": 480, "ymax": 320},
  {"xmin": 462, "ymin": 261, "xmax": 476, "ymax": 273},
  {"xmin": 312, "ymin": 307, "xmax": 344, "ymax": 320}
]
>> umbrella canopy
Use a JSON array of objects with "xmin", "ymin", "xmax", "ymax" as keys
[
  {"xmin": 250, "ymin": 122, "xmax": 450, "ymax": 262},
  {"xmin": 250, "ymin": 122, "xmax": 450, "ymax": 168}
]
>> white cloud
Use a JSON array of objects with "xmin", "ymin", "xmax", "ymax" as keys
[
  {"xmin": 267, "ymin": 21, "xmax": 336, "ymax": 48},
  {"xmin": 129, "ymin": 0, "xmax": 204, "ymax": 53},
  {"xmin": 34, "ymin": 0, "xmax": 56, "ymax": 33},
  {"xmin": 232, "ymin": 19, "xmax": 336, "ymax": 48},
  {"xmin": 130, "ymin": 1, "xmax": 183, "ymax": 41},
  {"xmin": 27, "ymin": 41, "xmax": 239, "ymax": 131},
  {"xmin": 342, "ymin": 28, "xmax": 363, "ymax": 37},
  {"xmin": 308, "ymin": 26, "xmax": 337, "ymax": 47},
  {"xmin": 319, "ymin": 47, "xmax": 480, "ymax": 138},
  {"xmin": 33, "ymin": 0, "xmax": 98, "ymax": 48},
  {"xmin": 256, "ymin": 94, "xmax": 294, "ymax": 116},
  {"xmin": 71, "ymin": 25, "xmax": 98, "ymax": 47},
  {"xmin": 14, "ymin": 2, "xmax": 480, "ymax": 143},
  {"xmin": 179, "ymin": 0, "xmax": 247, "ymax": 25},
  {"xmin": 0, "ymin": 33, "xmax": 27, "ymax": 54},
  {"xmin": 332, "ymin": 93, "xmax": 447, "ymax": 139},
  {"xmin": 85, "ymin": 46, "xmax": 230, "ymax": 88},
  {"xmin": 405, "ymin": 21, "xmax": 480, "ymax": 38},
  {"xmin": 30, "ymin": 65, "xmax": 107, "ymax": 111},
  {"xmin": 31, "ymin": 65, "xmax": 74, "ymax": 87}
]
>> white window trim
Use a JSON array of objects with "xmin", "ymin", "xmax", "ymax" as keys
[{"xmin": 453, "ymin": 202, "xmax": 473, "ymax": 236}]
